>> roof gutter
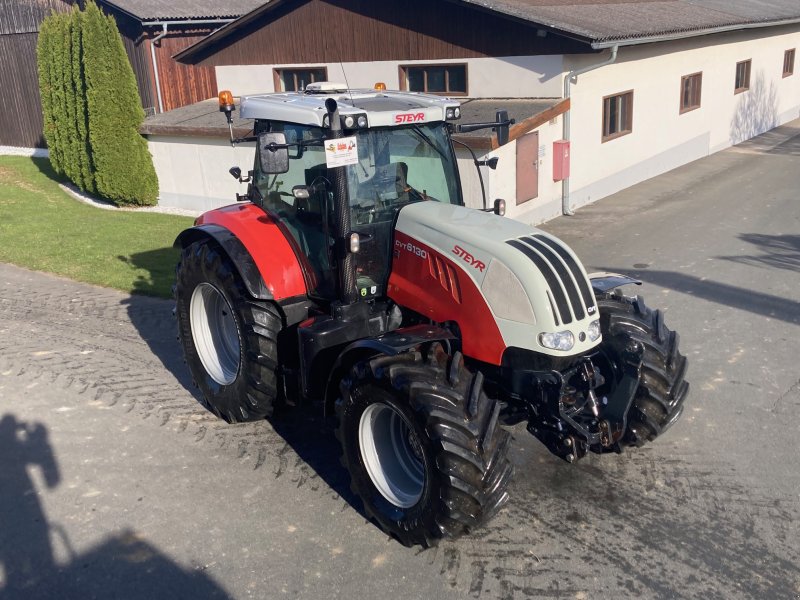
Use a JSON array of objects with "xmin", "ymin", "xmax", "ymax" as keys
[
  {"xmin": 145, "ymin": 19, "xmax": 234, "ymax": 113},
  {"xmin": 561, "ymin": 45, "xmax": 618, "ymax": 216},
  {"xmin": 590, "ymin": 17, "xmax": 800, "ymax": 49}
]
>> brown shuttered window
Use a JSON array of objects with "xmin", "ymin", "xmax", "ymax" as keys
[
  {"xmin": 273, "ymin": 67, "xmax": 327, "ymax": 92},
  {"xmin": 400, "ymin": 64, "xmax": 468, "ymax": 95},
  {"xmin": 680, "ymin": 72, "xmax": 702, "ymax": 114},
  {"xmin": 784, "ymin": 49, "xmax": 796, "ymax": 77},
  {"xmin": 602, "ymin": 91, "xmax": 633, "ymax": 142},
  {"xmin": 735, "ymin": 60, "xmax": 751, "ymax": 93}
]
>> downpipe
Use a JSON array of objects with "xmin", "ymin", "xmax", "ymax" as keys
[
  {"xmin": 146, "ymin": 19, "xmax": 234, "ymax": 114},
  {"xmin": 561, "ymin": 45, "xmax": 619, "ymax": 216}
]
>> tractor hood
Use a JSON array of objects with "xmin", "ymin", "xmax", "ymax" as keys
[{"xmin": 394, "ymin": 202, "xmax": 600, "ymax": 356}]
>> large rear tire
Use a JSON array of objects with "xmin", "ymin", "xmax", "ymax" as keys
[
  {"xmin": 336, "ymin": 344, "xmax": 513, "ymax": 547},
  {"xmin": 175, "ymin": 239, "xmax": 282, "ymax": 423},
  {"xmin": 596, "ymin": 291, "xmax": 689, "ymax": 446}
]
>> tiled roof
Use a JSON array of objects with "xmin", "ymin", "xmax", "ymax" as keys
[
  {"xmin": 457, "ymin": 0, "xmax": 800, "ymax": 47},
  {"xmin": 99, "ymin": 0, "xmax": 265, "ymax": 21}
]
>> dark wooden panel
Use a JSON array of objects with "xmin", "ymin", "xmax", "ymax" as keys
[
  {"xmin": 188, "ymin": 0, "xmax": 590, "ymax": 66},
  {"xmin": 0, "ymin": 32, "xmax": 47, "ymax": 147},
  {"xmin": 153, "ymin": 30, "xmax": 218, "ymax": 112},
  {"xmin": 0, "ymin": 0, "xmax": 74, "ymax": 35}
]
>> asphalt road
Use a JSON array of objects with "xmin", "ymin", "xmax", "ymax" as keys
[{"xmin": 1, "ymin": 123, "xmax": 799, "ymax": 599}]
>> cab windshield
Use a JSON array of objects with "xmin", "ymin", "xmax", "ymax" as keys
[{"xmin": 349, "ymin": 122, "xmax": 461, "ymax": 220}]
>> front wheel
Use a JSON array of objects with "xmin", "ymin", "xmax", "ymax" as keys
[
  {"xmin": 175, "ymin": 239, "xmax": 282, "ymax": 423},
  {"xmin": 336, "ymin": 344, "xmax": 513, "ymax": 547},
  {"xmin": 597, "ymin": 291, "xmax": 689, "ymax": 446}
]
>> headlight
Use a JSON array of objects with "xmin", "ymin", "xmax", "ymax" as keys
[
  {"xmin": 587, "ymin": 319, "xmax": 601, "ymax": 342},
  {"xmin": 539, "ymin": 330, "xmax": 575, "ymax": 351}
]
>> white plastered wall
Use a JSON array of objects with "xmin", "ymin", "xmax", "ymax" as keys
[
  {"xmin": 565, "ymin": 25, "xmax": 800, "ymax": 210},
  {"xmin": 456, "ymin": 115, "xmax": 565, "ymax": 225},
  {"xmin": 147, "ymin": 136, "xmax": 256, "ymax": 211},
  {"xmin": 216, "ymin": 56, "xmax": 564, "ymax": 98}
]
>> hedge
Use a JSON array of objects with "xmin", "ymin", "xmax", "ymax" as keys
[{"xmin": 37, "ymin": 1, "xmax": 158, "ymax": 206}]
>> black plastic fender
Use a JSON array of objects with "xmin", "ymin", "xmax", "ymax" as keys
[
  {"xmin": 323, "ymin": 324, "xmax": 455, "ymax": 416},
  {"xmin": 174, "ymin": 224, "xmax": 272, "ymax": 300},
  {"xmin": 588, "ymin": 272, "xmax": 642, "ymax": 295}
]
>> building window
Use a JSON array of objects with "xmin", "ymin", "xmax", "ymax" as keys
[
  {"xmin": 735, "ymin": 60, "xmax": 751, "ymax": 93},
  {"xmin": 400, "ymin": 64, "xmax": 467, "ymax": 95},
  {"xmin": 602, "ymin": 91, "xmax": 633, "ymax": 142},
  {"xmin": 680, "ymin": 72, "xmax": 702, "ymax": 113},
  {"xmin": 273, "ymin": 67, "xmax": 327, "ymax": 92},
  {"xmin": 783, "ymin": 49, "xmax": 796, "ymax": 77}
]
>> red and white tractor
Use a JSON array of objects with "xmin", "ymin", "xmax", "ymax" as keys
[{"xmin": 174, "ymin": 83, "xmax": 688, "ymax": 546}]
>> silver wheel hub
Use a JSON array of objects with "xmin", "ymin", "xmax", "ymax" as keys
[
  {"xmin": 189, "ymin": 283, "xmax": 240, "ymax": 386},
  {"xmin": 359, "ymin": 403, "xmax": 425, "ymax": 508}
]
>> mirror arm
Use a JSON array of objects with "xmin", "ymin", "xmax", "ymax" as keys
[
  {"xmin": 231, "ymin": 135, "xmax": 257, "ymax": 145},
  {"xmin": 451, "ymin": 138, "xmax": 488, "ymax": 211}
]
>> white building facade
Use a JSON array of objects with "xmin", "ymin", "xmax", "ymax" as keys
[{"xmin": 147, "ymin": 1, "xmax": 800, "ymax": 224}]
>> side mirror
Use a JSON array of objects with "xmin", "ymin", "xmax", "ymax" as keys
[
  {"xmin": 258, "ymin": 132, "xmax": 289, "ymax": 174},
  {"xmin": 229, "ymin": 166, "xmax": 242, "ymax": 180},
  {"xmin": 493, "ymin": 198, "xmax": 506, "ymax": 216},
  {"xmin": 477, "ymin": 156, "xmax": 499, "ymax": 170},
  {"xmin": 495, "ymin": 110, "xmax": 511, "ymax": 147}
]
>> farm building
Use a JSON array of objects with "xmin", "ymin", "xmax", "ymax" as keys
[
  {"xmin": 0, "ymin": 0, "xmax": 261, "ymax": 151},
  {"xmin": 144, "ymin": 0, "xmax": 800, "ymax": 223},
  {"xmin": 94, "ymin": 0, "xmax": 264, "ymax": 115}
]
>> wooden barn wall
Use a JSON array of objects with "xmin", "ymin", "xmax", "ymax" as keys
[
  {"xmin": 187, "ymin": 0, "xmax": 590, "ymax": 66},
  {"xmin": 153, "ymin": 30, "xmax": 218, "ymax": 112},
  {"xmin": 0, "ymin": 0, "xmax": 75, "ymax": 34},
  {"xmin": 0, "ymin": 33, "xmax": 47, "ymax": 147},
  {"xmin": 0, "ymin": 0, "xmax": 74, "ymax": 147}
]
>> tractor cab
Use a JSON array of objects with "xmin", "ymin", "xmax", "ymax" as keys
[
  {"xmin": 248, "ymin": 113, "xmax": 462, "ymax": 302},
  {"xmin": 220, "ymin": 83, "xmax": 510, "ymax": 312}
]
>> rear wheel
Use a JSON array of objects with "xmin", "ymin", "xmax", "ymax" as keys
[
  {"xmin": 175, "ymin": 239, "xmax": 282, "ymax": 422},
  {"xmin": 596, "ymin": 291, "xmax": 689, "ymax": 446},
  {"xmin": 337, "ymin": 344, "xmax": 513, "ymax": 547}
]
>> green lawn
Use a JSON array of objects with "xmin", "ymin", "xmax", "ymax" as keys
[{"xmin": 0, "ymin": 156, "xmax": 194, "ymax": 298}]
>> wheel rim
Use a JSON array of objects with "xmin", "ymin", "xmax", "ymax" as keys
[
  {"xmin": 189, "ymin": 283, "xmax": 240, "ymax": 386},
  {"xmin": 359, "ymin": 403, "xmax": 425, "ymax": 508}
]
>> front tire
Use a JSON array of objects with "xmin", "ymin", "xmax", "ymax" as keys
[
  {"xmin": 597, "ymin": 291, "xmax": 689, "ymax": 446},
  {"xmin": 337, "ymin": 344, "xmax": 513, "ymax": 547},
  {"xmin": 175, "ymin": 239, "xmax": 282, "ymax": 423}
]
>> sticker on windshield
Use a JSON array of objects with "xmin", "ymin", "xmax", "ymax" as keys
[{"xmin": 325, "ymin": 136, "xmax": 358, "ymax": 168}]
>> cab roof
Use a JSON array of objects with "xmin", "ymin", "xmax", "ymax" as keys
[{"xmin": 239, "ymin": 84, "xmax": 461, "ymax": 128}]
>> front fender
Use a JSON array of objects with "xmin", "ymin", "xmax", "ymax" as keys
[
  {"xmin": 323, "ymin": 324, "xmax": 455, "ymax": 416},
  {"xmin": 174, "ymin": 203, "xmax": 307, "ymax": 301},
  {"xmin": 588, "ymin": 272, "xmax": 642, "ymax": 295}
]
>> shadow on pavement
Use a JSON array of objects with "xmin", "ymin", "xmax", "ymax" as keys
[
  {"xmin": 717, "ymin": 233, "xmax": 800, "ymax": 273},
  {"xmin": 121, "ymin": 248, "xmax": 200, "ymax": 401},
  {"xmin": 0, "ymin": 413, "xmax": 230, "ymax": 600},
  {"xmin": 613, "ymin": 268, "xmax": 800, "ymax": 325},
  {"xmin": 118, "ymin": 252, "xmax": 364, "ymax": 522}
]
